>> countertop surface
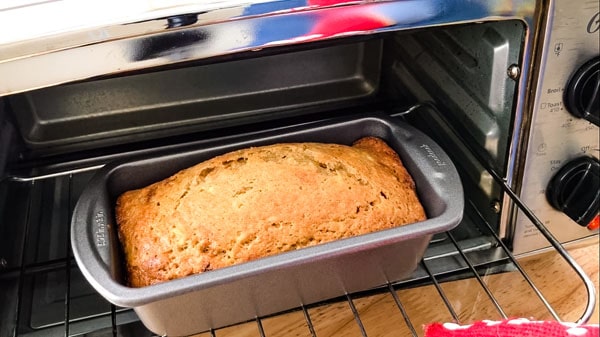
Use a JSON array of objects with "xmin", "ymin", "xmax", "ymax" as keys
[{"xmin": 193, "ymin": 239, "xmax": 599, "ymax": 337}]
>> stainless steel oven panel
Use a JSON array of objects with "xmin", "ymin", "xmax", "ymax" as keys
[
  {"xmin": 512, "ymin": 0, "xmax": 600, "ymax": 255},
  {"xmin": 0, "ymin": 0, "xmax": 537, "ymax": 97}
]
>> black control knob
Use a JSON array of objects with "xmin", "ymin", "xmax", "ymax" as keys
[
  {"xmin": 546, "ymin": 156, "xmax": 600, "ymax": 229},
  {"xmin": 564, "ymin": 56, "xmax": 600, "ymax": 126}
]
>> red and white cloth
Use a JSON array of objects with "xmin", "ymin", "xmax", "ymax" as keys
[{"xmin": 424, "ymin": 318, "xmax": 599, "ymax": 337}]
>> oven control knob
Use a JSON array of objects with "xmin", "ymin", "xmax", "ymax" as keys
[
  {"xmin": 546, "ymin": 156, "xmax": 600, "ymax": 230},
  {"xmin": 564, "ymin": 56, "xmax": 600, "ymax": 127}
]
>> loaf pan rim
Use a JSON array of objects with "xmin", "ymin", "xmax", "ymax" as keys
[{"xmin": 71, "ymin": 111, "xmax": 464, "ymax": 308}]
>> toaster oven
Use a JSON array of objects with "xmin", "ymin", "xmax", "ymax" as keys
[{"xmin": 0, "ymin": 0, "xmax": 598, "ymax": 336}]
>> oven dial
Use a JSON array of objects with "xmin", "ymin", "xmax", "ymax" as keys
[
  {"xmin": 546, "ymin": 156, "xmax": 600, "ymax": 230},
  {"xmin": 564, "ymin": 56, "xmax": 600, "ymax": 127}
]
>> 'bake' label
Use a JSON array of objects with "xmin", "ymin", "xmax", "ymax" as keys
[
  {"xmin": 420, "ymin": 144, "xmax": 447, "ymax": 167},
  {"xmin": 94, "ymin": 211, "xmax": 107, "ymax": 247}
]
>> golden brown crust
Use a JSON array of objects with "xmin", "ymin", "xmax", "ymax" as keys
[{"xmin": 116, "ymin": 137, "xmax": 427, "ymax": 287}]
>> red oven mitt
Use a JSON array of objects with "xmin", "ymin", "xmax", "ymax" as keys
[{"xmin": 424, "ymin": 318, "xmax": 599, "ymax": 337}]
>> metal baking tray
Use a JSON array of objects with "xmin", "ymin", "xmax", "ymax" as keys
[
  {"xmin": 8, "ymin": 40, "xmax": 381, "ymax": 151},
  {"xmin": 71, "ymin": 112, "xmax": 463, "ymax": 336}
]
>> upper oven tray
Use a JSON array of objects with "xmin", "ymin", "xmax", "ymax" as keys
[
  {"xmin": 8, "ymin": 40, "xmax": 381, "ymax": 151},
  {"xmin": 70, "ymin": 112, "xmax": 463, "ymax": 336}
]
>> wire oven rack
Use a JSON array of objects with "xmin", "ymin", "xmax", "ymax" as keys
[{"xmin": 0, "ymin": 135, "xmax": 597, "ymax": 337}]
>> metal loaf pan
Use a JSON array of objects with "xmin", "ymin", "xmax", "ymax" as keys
[{"xmin": 71, "ymin": 112, "xmax": 464, "ymax": 336}]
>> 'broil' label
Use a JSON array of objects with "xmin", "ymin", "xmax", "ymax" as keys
[
  {"xmin": 94, "ymin": 211, "xmax": 107, "ymax": 247},
  {"xmin": 420, "ymin": 144, "xmax": 447, "ymax": 167}
]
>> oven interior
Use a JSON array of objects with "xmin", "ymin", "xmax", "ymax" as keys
[{"xmin": 0, "ymin": 19, "xmax": 574, "ymax": 337}]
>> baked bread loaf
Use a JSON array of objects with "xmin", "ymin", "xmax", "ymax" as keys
[{"xmin": 116, "ymin": 137, "xmax": 427, "ymax": 287}]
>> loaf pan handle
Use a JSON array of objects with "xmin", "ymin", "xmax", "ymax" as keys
[{"xmin": 71, "ymin": 179, "xmax": 123, "ymax": 292}]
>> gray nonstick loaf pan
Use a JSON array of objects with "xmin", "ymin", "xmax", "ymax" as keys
[{"xmin": 71, "ymin": 112, "xmax": 464, "ymax": 336}]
